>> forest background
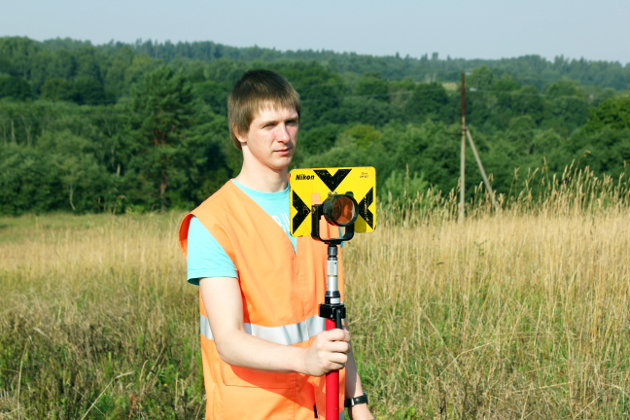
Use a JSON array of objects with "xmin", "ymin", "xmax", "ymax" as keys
[{"xmin": 1, "ymin": 36, "xmax": 630, "ymax": 214}]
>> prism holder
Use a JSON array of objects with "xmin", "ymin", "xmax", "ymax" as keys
[{"xmin": 290, "ymin": 167, "xmax": 376, "ymax": 238}]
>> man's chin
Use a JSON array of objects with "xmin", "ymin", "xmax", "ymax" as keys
[
  {"xmin": 269, "ymin": 159, "xmax": 292, "ymax": 172},
  {"xmin": 273, "ymin": 154, "xmax": 294, "ymax": 168}
]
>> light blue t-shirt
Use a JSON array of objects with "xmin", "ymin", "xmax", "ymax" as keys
[{"xmin": 186, "ymin": 180, "xmax": 296, "ymax": 285}]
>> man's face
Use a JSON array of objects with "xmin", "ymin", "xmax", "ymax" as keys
[{"xmin": 237, "ymin": 105, "xmax": 299, "ymax": 171}]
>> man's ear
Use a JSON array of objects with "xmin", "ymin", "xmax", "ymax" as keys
[{"xmin": 233, "ymin": 126, "xmax": 248, "ymax": 147}]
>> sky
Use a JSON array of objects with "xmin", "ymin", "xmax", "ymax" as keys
[{"xmin": 3, "ymin": 0, "xmax": 630, "ymax": 64}]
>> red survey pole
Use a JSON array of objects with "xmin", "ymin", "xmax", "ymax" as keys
[
  {"xmin": 320, "ymin": 244, "xmax": 345, "ymax": 419},
  {"xmin": 325, "ymin": 319, "xmax": 340, "ymax": 419}
]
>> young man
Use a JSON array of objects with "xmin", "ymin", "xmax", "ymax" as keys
[{"xmin": 179, "ymin": 70, "xmax": 374, "ymax": 420}]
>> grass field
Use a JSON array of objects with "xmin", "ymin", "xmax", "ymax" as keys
[{"xmin": 2, "ymin": 168, "xmax": 630, "ymax": 419}]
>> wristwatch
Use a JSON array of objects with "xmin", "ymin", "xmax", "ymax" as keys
[{"xmin": 344, "ymin": 392, "xmax": 368, "ymax": 408}]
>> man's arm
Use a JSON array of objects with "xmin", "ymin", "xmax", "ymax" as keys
[
  {"xmin": 344, "ymin": 346, "xmax": 375, "ymax": 420},
  {"xmin": 200, "ymin": 276, "xmax": 350, "ymax": 376}
]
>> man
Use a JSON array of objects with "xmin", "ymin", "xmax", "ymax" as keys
[{"xmin": 179, "ymin": 69, "xmax": 374, "ymax": 420}]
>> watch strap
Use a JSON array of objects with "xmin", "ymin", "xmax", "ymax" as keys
[{"xmin": 344, "ymin": 392, "xmax": 368, "ymax": 407}]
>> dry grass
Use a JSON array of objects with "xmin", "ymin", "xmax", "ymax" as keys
[
  {"xmin": 346, "ymin": 211, "xmax": 630, "ymax": 418},
  {"xmin": 0, "ymin": 213, "xmax": 202, "ymax": 419},
  {"xmin": 2, "ymin": 167, "xmax": 630, "ymax": 419}
]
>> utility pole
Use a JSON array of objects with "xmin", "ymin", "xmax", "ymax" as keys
[
  {"xmin": 460, "ymin": 72, "xmax": 466, "ymax": 223},
  {"xmin": 466, "ymin": 130, "xmax": 500, "ymax": 214},
  {"xmin": 459, "ymin": 72, "xmax": 500, "ymax": 222}
]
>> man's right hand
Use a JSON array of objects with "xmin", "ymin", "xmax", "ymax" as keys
[{"xmin": 301, "ymin": 329, "xmax": 351, "ymax": 377}]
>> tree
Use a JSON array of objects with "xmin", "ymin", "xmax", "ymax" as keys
[
  {"xmin": 29, "ymin": 48, "xmax": 53, "ymax": 90},
  {"xmin": 391, "ymin": 121, "xmax": 461, "ymax": 192},
  {"xmin": 299, "ymin": 124, "xmax": 339, "ymax": 156},
  {"xmin": 506, "ymin": 115, "xmax": 536, "ymax": 154},
  {"xmin": 355, "ymin": 73, "xmax": 389, "ymax": 102},
  {"xmin": 0, "ymin": 101, "xmax": 55, "ymax": 147},
  {"xmin": 37, "ymin": 129, "xmax": 108, "ymax": 211},
  {"xmin": 124, "ymin": 53, "xmax": 162, "ymax": 88},
  {"xmin": 326, "ymin": 97, "xmax": 399, "ymax": 127},
  {"xmin": 0, "ymin": 76, "xmax": 32, "ymax": 100},
  {"xmin": 512, "ymin": 85, "xmax": 544, "ymax": 123},
  {"xmin": 75, "ymin": 45, "xmax": 106, "ymax": 82},
  {"xmin": 380, "ymin": 167, "xmax": 428, "ymax": 202},
  {"xmin": 72, "ymin": 76, "xmax": 106, "ymax": 105},
  {"xmin": 40, "ymin": 78, "xmax": 73, "ymax": 101},
  {"xmin": 126, "ymin": 66, "xmax": 195, "ymax": 212},
  {"xmin": 531, "ymin": 129, "xmax": 565, "ymax": 167},
  {"xmin": 492, "ymin": 75, "xmax": 520, "ymax": 111},
  {"xmin": 193, "ymin": 79, "xmax": 231, "ymax": 115},
  {"xmin": 583, "ymin": 95, "xmax": 630, "ymax": 133},
  {"xmin": 468, "ymin": 66, "xmax": 495, "ymax": 91},
  {"xmin": 546, "ymin": 80, "xmax": 582, "ymax": 98},
  {"xmin": 542, "ymin": 95, "xmax": 588, "ymax": 135},
  {"xmin": 103, "ymin": 45, "xmax": 134, "ymax": 99},
  {"xmin": 46, "ymin": 49, "xmax": 77, "ymax": 80},
  {"xmin": 0, "ymin": 37, "xmax": 39, "ymax": 79},
  {"xmin": 340, "ymin": 124, "xmax": 382, "ymax": 149},
  {"xmin": 0, "ymin": 143, "xmax": 63, "ymax": 214},
  {"xmin": 407, "ymin": 82, "xmax": 449, "ymax": 120}
]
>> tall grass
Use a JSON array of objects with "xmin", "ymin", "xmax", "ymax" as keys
[
  {"xmin": 383, "ymin": 163, "xmax": 630, "ymax": 225},
  {"xmin": 0, "ymin": 214, "xmax": 203, "ymax": 419},
  {"xmin": 2, "ymin": 166, "xmax": 630, "ymax": 419}
]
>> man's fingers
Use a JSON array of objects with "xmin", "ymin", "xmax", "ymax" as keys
[
  {"xmin": 322, "ymin": 328, "xmax": 350, "ymax": 342},
  {"xmin": 318, "ymin": 332, "xmax": 350, "ymax": 354},
  {"xmin": 328, "ymin": 340, "xmax": 349, "ymax": 354},
  {"xmin": 329, "ymin": 352, "xmax": 348, "ymax": 364},
  {"xmin": 326, "ymin": 352, "xmax": 348, "ymax": 369},
  {"xmin": 328, "ymin": 362, "xmax": 346, "ymax": 371}
]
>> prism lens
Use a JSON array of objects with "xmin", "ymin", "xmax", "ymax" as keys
[{"xmin": 323, "ymin": 194, "xmax": 358, "ymax": 227}]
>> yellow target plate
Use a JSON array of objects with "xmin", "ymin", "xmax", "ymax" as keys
[{"xmin": 290, "ymin": 167, "xmax": 376, "ymax": 237}]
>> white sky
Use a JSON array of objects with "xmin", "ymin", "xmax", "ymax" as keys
[{"xmin": 2, "ymin": 0, "xmax": 630, "ymax": 64}]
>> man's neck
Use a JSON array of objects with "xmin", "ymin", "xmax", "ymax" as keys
[{"xmin": 234, "ymin": 165, "xmax": 288, "ymax": 193}]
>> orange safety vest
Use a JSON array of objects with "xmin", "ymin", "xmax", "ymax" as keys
[{"xmin": 179, "ymin": 181, "xmax": 345, "ymax": 420}]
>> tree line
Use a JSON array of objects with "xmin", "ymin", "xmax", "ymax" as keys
[{"xmin": 1, "ymin": 36, "xmax": 629, "ymax": 215}]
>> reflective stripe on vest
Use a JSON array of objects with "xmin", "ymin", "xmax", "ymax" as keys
[{"xmin": 200, "ymin": 313, "xmax": 327, "ymax": 345}]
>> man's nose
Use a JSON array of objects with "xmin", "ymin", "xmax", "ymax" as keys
[{"xmin": 277, "ymin": 123, "xmax": 291, "ymax": 142}]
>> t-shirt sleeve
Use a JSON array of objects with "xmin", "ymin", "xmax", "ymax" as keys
[{"xmin": 186, "ymin": 216, "xmax": 238, "ymax": 286}]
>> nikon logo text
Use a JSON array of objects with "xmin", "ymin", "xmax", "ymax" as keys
[{"xmin": 295, "ymin": 174, "xmax": 314, "ymax": 180}]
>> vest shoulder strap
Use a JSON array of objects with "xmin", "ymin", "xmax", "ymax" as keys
[{"xmin": 178, "ymin": 181, "xmax": 238, "ymax": 258}]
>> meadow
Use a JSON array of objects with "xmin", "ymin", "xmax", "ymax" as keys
[{"xmin": 2, "ymin": 168, "xmax": 630, "ymax": 419}]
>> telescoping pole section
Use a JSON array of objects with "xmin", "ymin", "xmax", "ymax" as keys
[{"xmin": 319, "ymin": 244, "xmax": 345, "ymax": 419}]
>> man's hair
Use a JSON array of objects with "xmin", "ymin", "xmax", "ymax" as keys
[{"xmin": 228, "ymin": 69, "xmax": 301, "ymax": 150}]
